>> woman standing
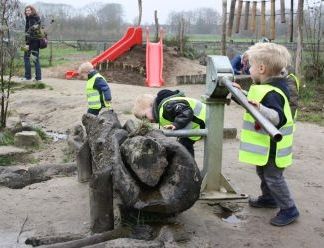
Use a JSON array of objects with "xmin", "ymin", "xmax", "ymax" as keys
[{"xmin": 23, "ymin": 5, "xmax": 42, "ymax": 82}]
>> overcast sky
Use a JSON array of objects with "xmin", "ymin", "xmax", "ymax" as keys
[{"xmin": 27, "ymin": 0, "xmax": 222, "ymax": 24}]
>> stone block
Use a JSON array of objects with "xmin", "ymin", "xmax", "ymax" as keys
[{"xmin": 14, "ymin": 131, "xmax": 42, "ymax": 147}]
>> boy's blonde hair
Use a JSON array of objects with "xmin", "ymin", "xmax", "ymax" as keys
[
  {"xmin": 78, "ymin": 62, "xmax": 94, "ymax": 74},
  {"xmin": 246, "ymin": 43, "xmax": 291, "ymax": 76},
  {"xmin": 132, "ymin": 94, "xmax": 155, "ymax": 119}
]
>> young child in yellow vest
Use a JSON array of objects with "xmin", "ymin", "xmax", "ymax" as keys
[
  {"xmin": 237, "ymin": 43, "xmax": 299, "ymax": 226},
  {"xmin": 132, "ymin": 89, "xmax": 206, "ymax": 157},
  {"xmin": 78, "ymin": 62, "xmax": 111, "ymax": 116}
]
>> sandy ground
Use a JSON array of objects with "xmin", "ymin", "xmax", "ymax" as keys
[{"xmin": 1, "ymin": 78, "xmax": 324, "ymax": 247}]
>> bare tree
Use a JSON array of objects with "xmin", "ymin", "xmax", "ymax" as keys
[
  {"xmin": 304, "ymin": 0, "xmax": 323, "ymax": 81},
  {"xmin": 0, "ymin": 0, "xmax": 23, "ymax": 128},
  {"xmin": 137, "ymin": 0, "xmax": 142, "ymax": 26}
]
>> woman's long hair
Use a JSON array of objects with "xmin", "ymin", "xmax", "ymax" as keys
[{"xmin": 25, "ymin": 5, "xmax": 38, "ymax": 16}]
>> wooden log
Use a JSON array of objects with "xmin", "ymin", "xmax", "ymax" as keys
[
  {"xmin": 89, "ymin": 168, "xmax": 114, "ymax": 233},
  {"xmin": 0, "ymin": 163, "xmax": 77, "ymax": 189},
  {"xmin": 280, "ymin": 0, "xmax": 286, "ymax": 23},
  {"xmin": 25, "ymin": 233, "xmax": 85, "ymax": 247},
  {"xmin": 39, "ymin": 227, "xmax": 132, "ymax": 248},
  {"xmin": 227, "ymin": 0, "xmax": 237, "ymax": 37},
  {"xmin": 244, "ymin": 1, "xmax": 250, "ymax": 30},
  {"xmin": 251, "ymin": 1, "xmax": 257, "ymax": 32},
  {"xmin": 83, "ymin": 238, "xmax": 164, "ymax": 248},
  {"xmin": 235, "ymin": 0, "xmax": 243, "ymax": 33},
  {"xmin": 76, "ymin": 139, "xmax": 92, "ymax": 182},
  {"xmin": 120, "ymin": 136, "xmax": 168, "ymax": 187},
  {"xmin": 261, "ymin": 0, "xmax": 266, "ymax": 36},
  {"xmin": 270, "ymin": 0, "xmax": 276, "ymax": 40}
]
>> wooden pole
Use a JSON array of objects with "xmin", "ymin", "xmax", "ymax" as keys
[
  {"xmin": 270, "ymin": 0, "xmax": 276, "ymax": 40},
  {"xmin": 251, "ymin": 1, "xmax": 257, "ymax": 32},
  {"xmin": 154, "ymin": 10, "xmax": 160, "ymax": 42},
  {"xmin": 290, "ymin": 0, "xmax": 294, "ymax": 42},
  {"xmin": 261, "ymin": 1, "xmax": 266, "ymax": 37},
  {"xmin": 227, "ymin": 0, "xmax": 237, "ymax": 37},
  {"xmin": 137, "ymin": 0, "xmax": 142, "ymax": 26},
  {"xmin": 280, "ymin": 0, "xmax": 286, "ymax": 23},
  {"xmin": 221, "ymin": 0, "xmax": 227, "ymax": 55},
  {"xmin": 235, "ymin": 0, "xmax": 243, "ymax": 33},
  {"xmin": 244, "ymin": 1, "xmax": 250, "ymax": 30},
  {"xmin": 295, "ymin": 0, "xmax": 304, "ymax": 77}
]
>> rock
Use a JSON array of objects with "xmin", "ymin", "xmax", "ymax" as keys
[
  {"xmin": 14, "ymin": 131, "xmax": 41, "ymax": 147},
  {"xmin": 0, "ymin": 145, "xmax": 27, "ymax": 156}
]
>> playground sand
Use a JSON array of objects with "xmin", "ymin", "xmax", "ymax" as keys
[{"xmin": 1, "ymin": 78, "xmax": 324, "ymax": 247}]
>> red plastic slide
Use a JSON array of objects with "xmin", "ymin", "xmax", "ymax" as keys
[
  {"xmin": 145, "ymin": 29, "xmax": 164, "ymax": 87},
  {"xmin": 65, "ymin": 27, "xmax": 143, "ymax": 79}
]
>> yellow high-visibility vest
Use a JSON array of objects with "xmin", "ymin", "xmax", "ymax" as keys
[
  {"xmin": 239, "ymin": 84, "xmax": 294, "ymax": 168},
  {"xmin": 86, "ymin": 73, "xmax": 111, "ymax": 110},
  {"xmin": 159, "ymin": 97, "xmax": 206, "ymax": 141}
]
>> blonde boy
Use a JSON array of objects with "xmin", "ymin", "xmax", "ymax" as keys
[
  {"xmin": 133, "ymin": 89, "xmax": 206, "ymax": 157},
  {"xmin": 239, "ymin": 43, "xmax": 299, "ymax": 226},
  {"xmin": 78, "ymin": 62, "xmax": 111, "ymax": 116}
]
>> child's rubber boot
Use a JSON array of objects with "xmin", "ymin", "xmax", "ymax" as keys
[
  {"xmin": 249, "ymin": 196, "xmax": 278, "ymax": 208},
  {"xmin": 270, "ymin": 206, "xmax": 299, "ymax": 226}
]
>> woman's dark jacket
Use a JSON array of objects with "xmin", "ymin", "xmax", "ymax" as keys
[{"xmin": 25, "ymin": 14, "xmax": 41, "ymax": 50}]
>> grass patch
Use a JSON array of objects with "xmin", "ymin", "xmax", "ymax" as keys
[
  {"xmin": 0, "ymin": 130, "xmax": 14, "ymax": 146},
  {"xmin": 62, "ymin": 147, "xmax": 75, "ymax": 163},
  {"xmin": 298, "ymin": 80, "xmax": 324, "ymax": 126},
  {"xmin": 33, "ymin": 127, "xmax": 51, "ymax": 142},
  {"xmin": 21, "ymin": 82, "xmax": 46, "ymax": 89},
  {"xmin": 0, "ymin": 156, "xmax": 15, "ymax": 166}
]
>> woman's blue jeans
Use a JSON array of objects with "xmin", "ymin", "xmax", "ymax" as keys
[{"xmin": 24, "ymin": 49, "xmax": 41, "ymax": 80}]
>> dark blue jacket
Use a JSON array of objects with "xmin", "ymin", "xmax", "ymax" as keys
[
  {"xmin": 261, "ymin": 77, "xmax": 290, "ymax": 158},
  {"xmin": 87, "ymin": 70, "xmax": 112, "ymax": 115},
  {"xmin": 231, "ymin": 54, "xmax": 250, "ymax": 75}
]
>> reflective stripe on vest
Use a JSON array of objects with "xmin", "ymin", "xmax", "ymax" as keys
[
  {"xmin": 86, "ymin": 73, "xmax": 110, "ymax": 110},
  {"xmin": 239, "ymin": 84, "xmax": 294, "ymax": 168},
  {"xmin": 159, "ymin": 96, "xmax": 206, "ymax": 141}
]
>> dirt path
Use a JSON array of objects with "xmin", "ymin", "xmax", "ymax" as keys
[{"xmin": 1, "ymin": 78, "xmax": 324, "ymax": 247}]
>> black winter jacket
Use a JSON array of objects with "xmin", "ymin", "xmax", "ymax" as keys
[{"xmin": 152, "ymin": 89, "xmax": 205, "ymax": 130}]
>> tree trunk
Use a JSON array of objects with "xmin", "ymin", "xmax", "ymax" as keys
[
  {"xmin": 154, "ymin": 10, "xmax": 160, "ymax": 42},
  {"xmin": 280, "ymin": 0, "xmax": 286, "ymax": 23},
  {"xmin": 261, "ymin": 0, "xmax": 266, "ymax": 37},
  {"xmin": 251, "ymin": 1, "xmax": 257, "ymax": 32},
  {"xmin": 137, "ymin": 0, "xmax": 142, "ymax": 26},
  {"xmin": 221, "ymin": 0, "xmax": 227, "ymax": 55},
  {"xmin": 290, "ymin": 0, "xmax": 294, "ymax": 42},
  {"xmin": 270, "ymin": 0, "xmax": 276, "ymax": 40},
  {"xmin": 244, "ymin": 1, "xmax": 250, "ymax": 30},
  {"xmin": 235, "ymin": 0, "xmax": 243, "ymax": 33},
  {"xmin": 295, "ymin": 0, "xmax": 304, "ymax": 77},
  {"xmin": 227, "ymin": 0, "xmax": 236, "ymax": 37}
]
